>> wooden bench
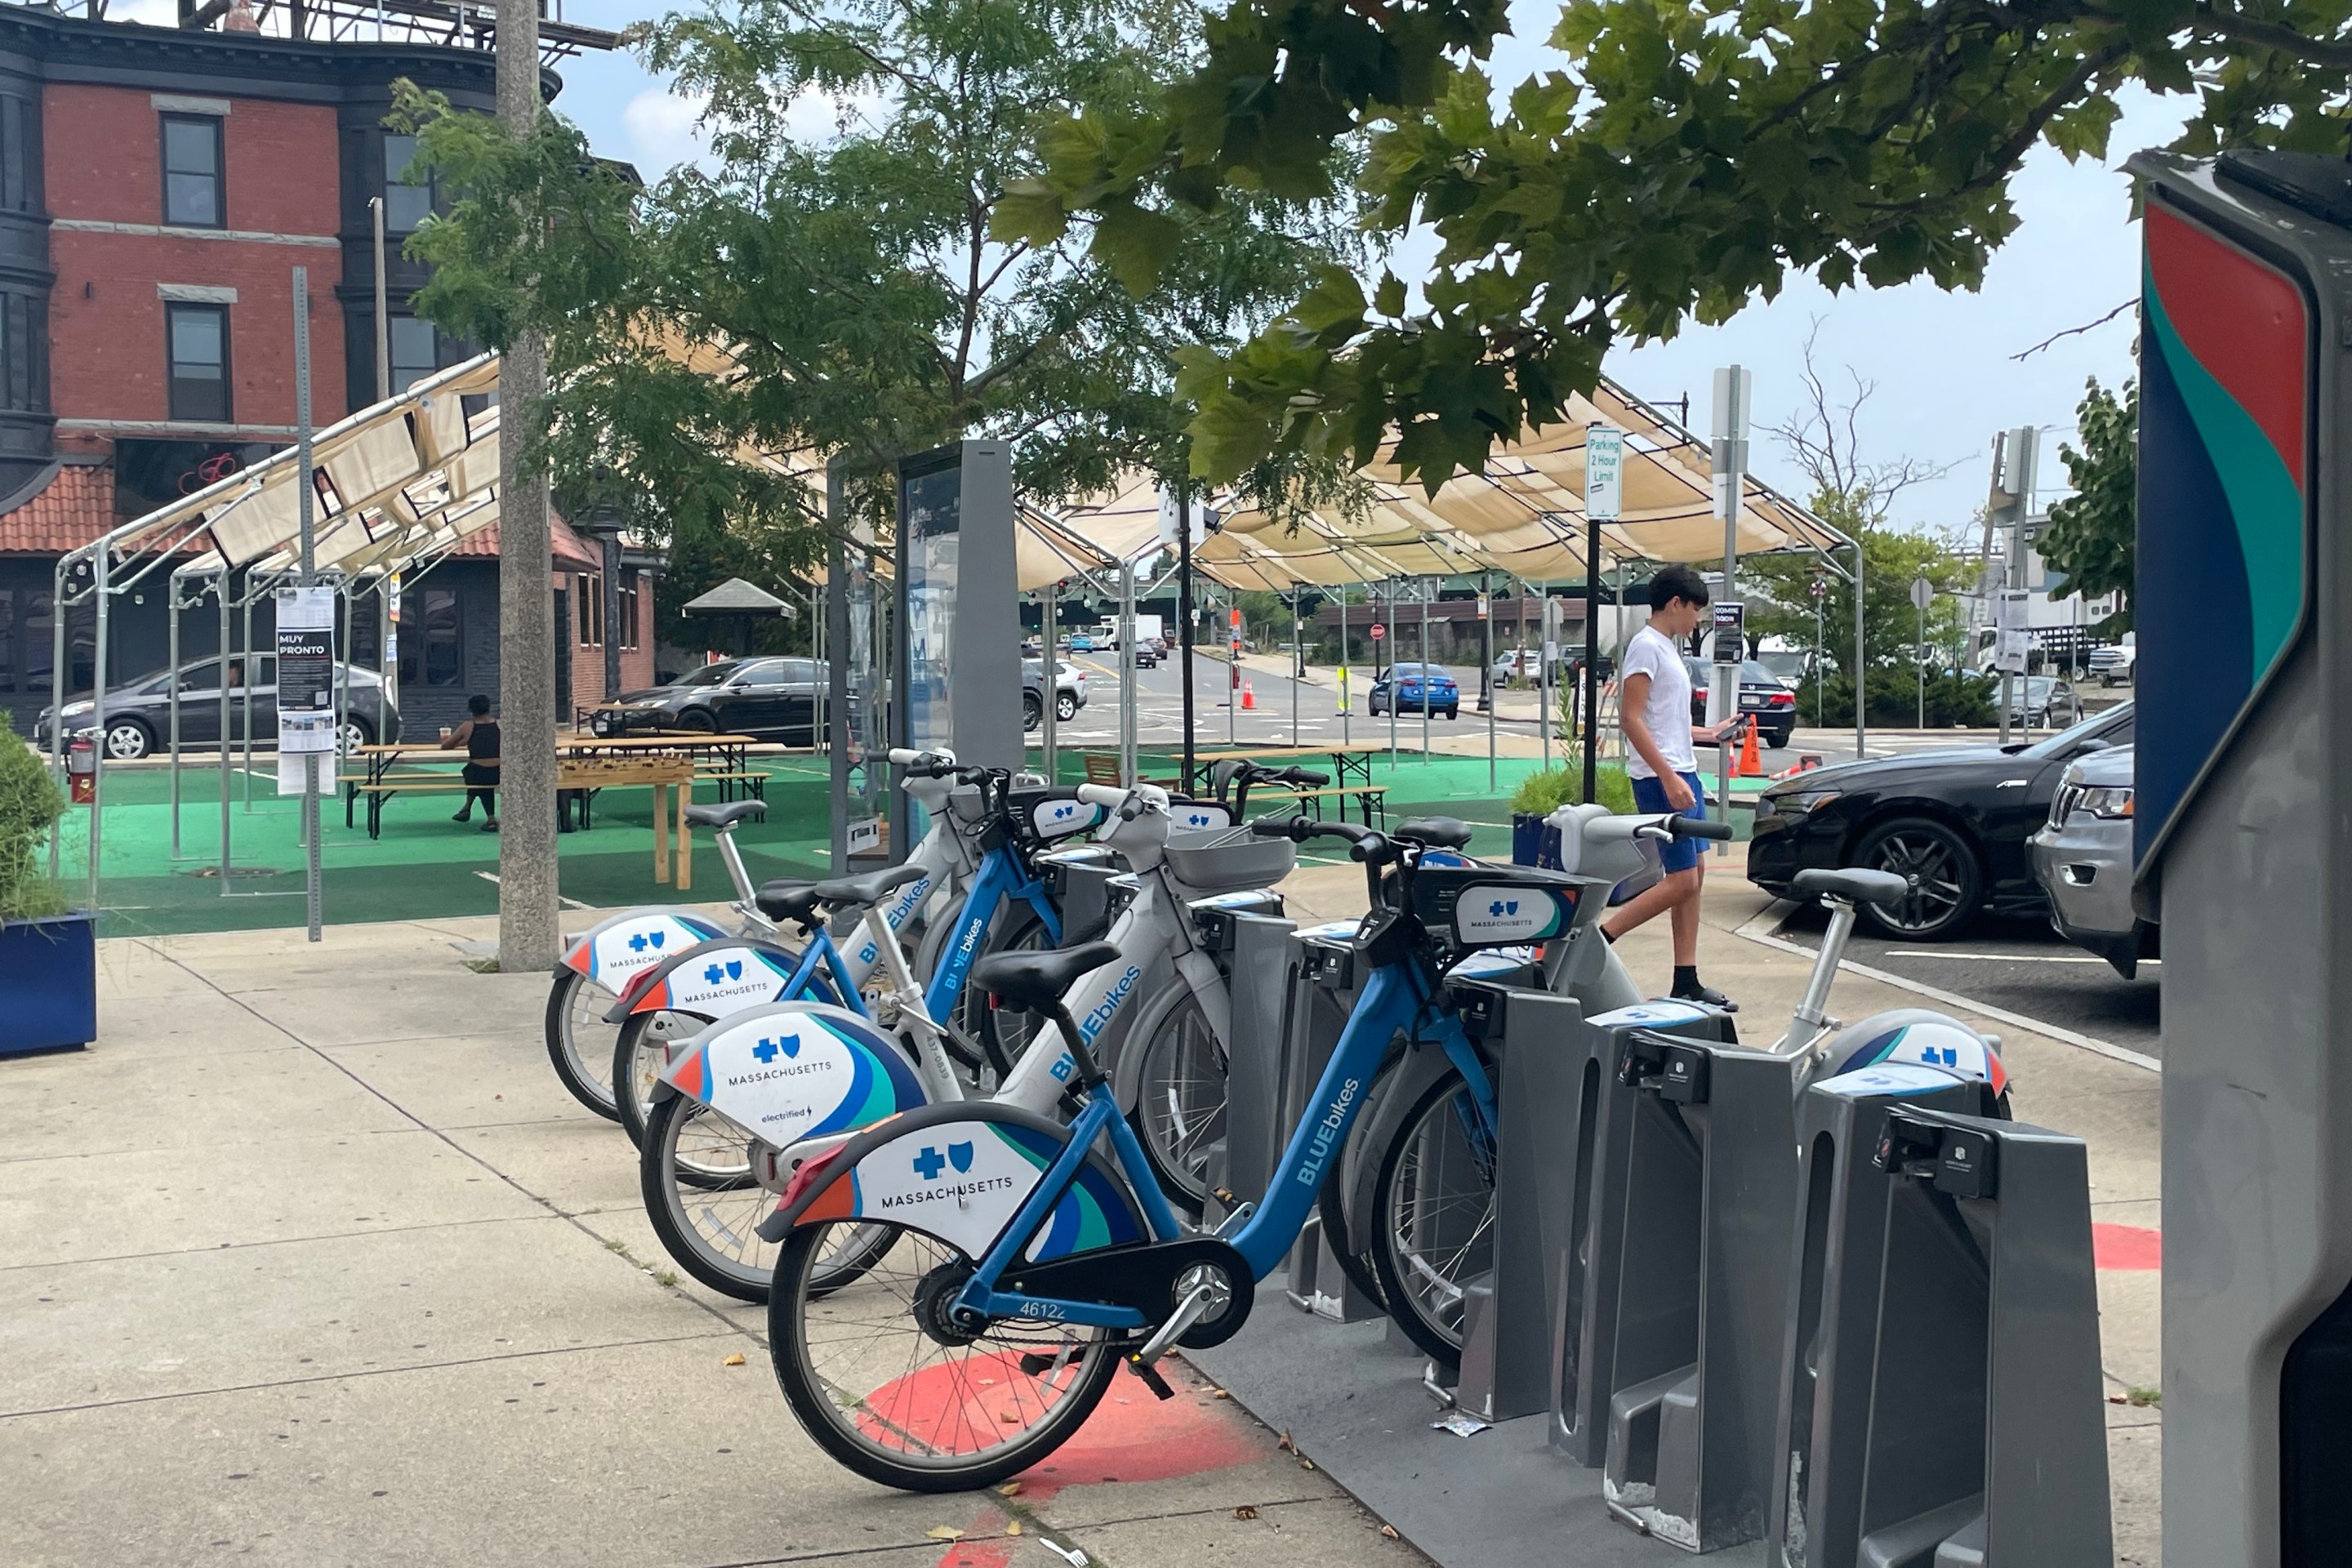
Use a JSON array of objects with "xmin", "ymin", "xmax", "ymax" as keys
[
  {"xmin": 695, "ymin": 766, "xmax": 768, "ymax": 804},
  {"xmin": 1255, "ymin": 783, "xmax": 1388, "ymax": 828},
  {"xmin": 1081, "ymin": 751, "xmax": 1179, "ymax": 791},
  {"xmin": 345, "ymin": 758, "xmax": 702, "ymax": 884}
]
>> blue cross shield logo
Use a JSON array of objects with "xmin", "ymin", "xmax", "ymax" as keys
[
  {"xmin": 1488, "ymin": 899, "xmax": 1519, "ymax": 918},
  {"xmin": 912, "ymin": 1147, "xmax": 947, "ymax": 1181},
  {"xmin": 1053, "ymin": 804, "xmax": 1074, "ymax": 820},
  {"xmin": 628, "ymin": 933, "xmax": 648, "ymax": 953},
  {"xmin": 948, "ymin": 1141, "xmax": 974, "ymax": 1174},
  {"xmin": 648, "ymin": 931, "xmax": 666, "ymax": 949},
  {"xmin": 725, "ymin": 959, "xmax": 744, "ymax": 981},
  {"xmin": 751, "ymin": 1035, "xmax": 800, "ymax": 1064},
  {"xmin": 1923, "ymin": 1044, "xmax": 1958, "ymax": 1067},
  {"xmin": 703, "ymin": 963, "xmax": 725, "ymax": 985}
]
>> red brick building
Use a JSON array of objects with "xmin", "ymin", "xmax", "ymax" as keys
[{"xmin": 0, "ymin": 2, "xmax": 653, "ymax": 739}]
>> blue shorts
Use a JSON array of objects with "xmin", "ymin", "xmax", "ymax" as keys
[{"xmin": 1630, "ymin": 771, "xmax": 1708, "ymax": 874}]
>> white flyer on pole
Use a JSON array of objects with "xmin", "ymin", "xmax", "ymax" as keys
[
  {"xmin": 1994, "ymin": 589, "xmax": 2032, "ymax": 675},
  {"xmin": 275, "ymin": 586, "xmax": 336, "ymax": 795}
]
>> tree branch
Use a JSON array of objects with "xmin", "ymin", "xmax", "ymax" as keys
[
  {"xmin": 2189, "ymin": 0, "xmax": 2352, "ymax": 69},
  {"xmin": 2009, "ymin": 298, "xmax": 2134, "ymax": 361}
]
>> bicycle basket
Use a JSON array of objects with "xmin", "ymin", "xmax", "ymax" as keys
[
  {"xmin": 947, "ymin": 782, "xmax": 991, "ymax": 826},
  {"xmin": 1164, "ymin": 825, "xmax": 1295, "ymax": 893},
  {"xmin": 1408, "ymin": 863, "xmax": 1586, "ymax": 949}
]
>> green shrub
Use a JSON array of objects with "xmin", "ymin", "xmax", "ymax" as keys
[
  {"xmin": 1797, "ymin": 669, "xmax": 1997, "ymax": 730},
  {"xmin": 1509, "ymin": 763, "xmax": 1635, "ymax": 817},
  {"xmin": 0, "ymin": 738, "xmax": 68, "ymax": 920}
]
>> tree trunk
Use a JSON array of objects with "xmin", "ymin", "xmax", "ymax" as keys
[{"xmin": 496, "ymin": 0, "xmax": 559, "ymax": 972}]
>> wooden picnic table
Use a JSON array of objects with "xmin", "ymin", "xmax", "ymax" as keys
[
  {"xmin": 338, "ymin": 752, "xmax": 702, "ymax": 887},
  {"xmin": 1181, "ymin": 744, "xmax": 1389, "ymax": 826},
  {"xmin": 350, "ymin": 731, "xmax": 764, "ymax": 809}
]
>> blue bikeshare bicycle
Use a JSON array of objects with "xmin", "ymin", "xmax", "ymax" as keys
[
  {"xmin": 542, "ymin": 746, "xmax": 973, "ymax": 1121},
  {"xmin": 745, "ymin": 809, "xmax": 1681, "ymax": 1489},
  {"xmin": 635, "ymin": 780, "xmax": 1282, "ymax": 1299}
]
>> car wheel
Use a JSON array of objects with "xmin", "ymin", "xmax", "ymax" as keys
[
  {"xmin": 1770, "ymin": 725, "xmax": 1794, "ymax": 749},
  {"xmin": 1022, "ymin": 692, "xmax": 1043, "ymax": 732},
  {"xmin": 1370, "ymin": 697, "xmax": 1384, "ymax": 716},
  {"xmin": 1851, "ymin": 816, "xmax": 1983, "ymax": 941},
  {"xmin": 1444, "ymin": 706, "xmax": 1459, "ymax": 719},
  {"xmin": 1055, "ymin": 693, "xmax": 1078, "ymax": 723},
  {"xmin": 102, "ymin": 718, "xmax": 154, "ymax": 761},
  {"xmin": 339, "ymin": 715, "xmax": 375, "ymax": 756},
  {"xmin": 676, "ymin": 708, "xmax": 718, "ymax": 733}
]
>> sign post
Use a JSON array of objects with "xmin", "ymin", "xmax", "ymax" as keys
[
  {"xmin": 1584, "ymin": 425, "xmax": 1625, "ymax": 804},
  {"xmin": 1911, "ymin": 576, "xmax": 1934, "ymax": 728},
  {"xmin": 287, "ymin": 266, "xmax": 324, "ymax": 941},
  {"xmin": 1711, "ymin": 367, "xmax": 1753, "ymax": 833}
]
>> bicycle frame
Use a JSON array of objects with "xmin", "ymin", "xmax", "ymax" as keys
[
  {"xmin": 920, "ymin": 840, "xmax": 1062, "ymax": 1020},
  {"xmin": 949, "ymin": 958, "xmax": 1486, "ymax": 1330}
]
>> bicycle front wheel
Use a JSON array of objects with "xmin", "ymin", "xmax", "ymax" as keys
[
  {"xmin": 1369, "ymin": 1067, "xmax": 1498, "ymax": 1369},
  {"xmin": 769, "ymin": 1219, "xmax": 1120, "ymax": 1493},
  {"xmin": 1129, "ymin": 988, "xmax": 1227, "ymax": 1214},
  {"xmin": 545, "ymin": 969, "xmax": 621, "ymax": 1121}
]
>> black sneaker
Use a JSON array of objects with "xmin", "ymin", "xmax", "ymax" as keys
[
  {"xmin": 481, "ymin": 818, "xmax": 500, "ymax": 833},
  {"xmin": 1673, "ymin": 980, "xmax": 1738, "ymax": 1013},
  {"xmin": 451, "ymin": 809, "xmax": 471, "ymax": 823}
]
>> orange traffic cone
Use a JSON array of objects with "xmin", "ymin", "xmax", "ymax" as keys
[
  {"xmin": 1735, "ymin": 722, "xmax": 1762, "ymax": 778},
  {"xmin": 1241, "ymin": 680, "xmax": 1257, "ymax": 710}
]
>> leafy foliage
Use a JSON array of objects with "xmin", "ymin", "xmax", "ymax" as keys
[
  {"xmin": 1796, "ymin": 668, "xmax": 1998, "ymax": 728},
  {"xmin": 399, "ymin": 0, "xmax": 1357, "ymax": 572},
  {"xmin": 0, "ymin": 739, "xmax": 68, "ymax": 921},
  {"xmin": 1004, "ymin": 0, "xmax": 2352, "ymax": 488},
  {"xmin": 2040, "ymin": 376, "xmax": 2137, "ymax": 632},
  {"xmin": 1510, "ymin": 762, "xmax": 1633, "ymax": 815}
]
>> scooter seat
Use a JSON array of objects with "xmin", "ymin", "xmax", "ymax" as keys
[
  {"xmin": 755, "ymin": 879, "xmax": 823, "ymax": 922},
  {"xmin": 972, "ymin": 941, "xmax": 1125, "ymax": 1012},
  {"xmin": 1396, "ymin": 815, "xmax": 1475, "ymax": 849},
  {"xmin": 812, "ymin": 863, "xmax": 926, "ymax": 911},
  {"xmin": 685, "ymin": 800, "xmax": 767, "ymax": 831},
  {"xmin": 1792, "ymin": 867, "xmax": 1911, "ymax": 907}
]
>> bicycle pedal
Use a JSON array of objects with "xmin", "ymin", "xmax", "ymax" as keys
[
  {"xmin": 1018, "ymin": 1352, "xmax": 1056, "ymax": 1378},
  {"xmin": 1124, "ymin": 1353, "xmax": 1177, "ymax": 1401}
]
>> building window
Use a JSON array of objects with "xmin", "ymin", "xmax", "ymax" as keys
[
  {"xmin": 398, "ymin": 586, "xmax": 461, "ymax": 687},
  {"xmin": 0, "ymin": 587, "xmax": 74, "ymax": 696},
  {"xmin": 389, "ymin": 317, "xmax": 440, "ymax": 394},
  {"xmin": 166, "ymin": 304, "xmax": 230, "ymax": 422},
  {"xmin": 577, "ymin": 572, "xmax": 603, "ymax": 648},
  {"xmin": 384, "ymin": 134, "xmax": 432, "ymax": 233},
  {"xmin": 619, "ymin": 572, "xmax": 640, "ymax": 651},
  {"xmin": 161, "ymin": 114, "xmax": 224, "ymax": 228}
]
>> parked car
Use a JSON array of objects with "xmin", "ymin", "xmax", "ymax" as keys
[
  {"xmin": 1746, "ymin": 701, "xmax": 2135, "ymax": 940},
  {"xmin": 1369, "ymin": 662, "xmax": 1459, "ymax": 718},
  {"xmin": 2087, "ymin": 634, "xmax": 2136, "ymax": 686},
  {"xmin": 1756, "ymin": 646, "xmax": 1815, "ymax": 688},
  {"xmin": 1490, "ymin": 648, "xmax": 1552, "ymax": 687},
  {"xmin": 1023, "ymin": 659, "xmax": 1089, "ymax": 728},
  {"xmin": 2001, "ymin": 675, "xmax": 2078, "ymax": 727},
  {"xmin": 602, "ymin": 657, "xmax": 826, "ymax": 742},
  {"xmin": 1684, "ymin": 657, "xmax": 1801, "ymax": 748},
  {"xmin": 2027, "ymin": 745, "xmax": 2154, "ymax": 978},
  {"xmin": 37, "ymin": 657, "xmax": 399, "ymax": 760},
  {"xmin": 1067, "ymin": 632, "xmax": 1096, "ymax": 653}
]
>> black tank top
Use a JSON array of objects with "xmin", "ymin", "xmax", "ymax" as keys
[{"xmin": 468, "ymin": 719, "xmax": 500, "ymax": 763}]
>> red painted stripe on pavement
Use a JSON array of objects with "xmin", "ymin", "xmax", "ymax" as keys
[{"xmin": 2093, "ymin": 1223, "xmax": 2162, "ymax": 1271}]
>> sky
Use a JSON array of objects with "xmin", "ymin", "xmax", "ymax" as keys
[{"xmin": 190, "ymin": 0, "xmax": 2190, "ymax": 541}]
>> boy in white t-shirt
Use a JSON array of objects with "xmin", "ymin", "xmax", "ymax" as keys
[{"xmin": 1601, "ymin": 564, "xmax": 1744, "ymax": 1009}]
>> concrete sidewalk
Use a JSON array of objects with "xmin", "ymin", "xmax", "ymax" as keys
[
  {"xmin": 0, "ymin": 919, "xmax": 1417, "ymax": 1568},
  {"xmin": 1, "ymin": 850, "xmax": 2159, "ymax": 1566}
]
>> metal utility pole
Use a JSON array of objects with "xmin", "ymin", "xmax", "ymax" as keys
[
  {"xmin": 496, "ymin": 0, "xmax": 559, "ymax": 971},
  {"xmin": 1584, "ymin": 425, "xmax": 1625, "ymax": 804},
  {"xmin": 1988, "ymin": 426, "xmax": 2038, "ymax": 746},
  {"xmin": 1339, "ymin": 587, "xmax": 1351, "ymax": 745},
  {"xmin": 1118, "ymin": 558, "xmax": 1138, "ymax": 788},
  {"xmin": 1290, "ymin": 587, "xmax": 1301, "ymax": 747},
  {"xmin": 1711, "ymin": 366, "xmax": 1752, "ymax": 837},
  {"xmin": 1040, "ymin": 575, "xmax": 1058, "ymax": 779},
  {"xmin": 1481, "ymin": 574, "xmax": 1494, "ymax": 792},
  {"xmin": 294, "ymin": 267, "xmax": 323, "ymax": 941},
  {"xmin": 373, "ymin": 198, "xmax": 399, "ymax": 740},
  {"xmin": 1418, "ymin": 581, "xmax": 1430, "ymax": 761},
  {"xmin": 1176, "ymin": 476, "xmax": 1197, "ymax": 789},
  {"xmin": 372, "ymin": 197, "xmax": 390, "ymax": 403},
  {"xmin": 1913, "ymin": 577, "xmax": 1932, "ymax": 728},
  {"xmin": 1537, "ymin": 583, "xmax": 1552, "ymax": 775}
]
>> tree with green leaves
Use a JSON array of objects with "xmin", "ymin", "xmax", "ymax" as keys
[
  {"xmin": 397, "ymin": 0, "xmax": 1357, "ymax": 574},
  {"xmin": 1000, "ymin": 0, "xmax": 2348, "ymax": 489},
  {"xmin": 2040, "ymin": 376, "xmax": 2137, "ymax": 632}
]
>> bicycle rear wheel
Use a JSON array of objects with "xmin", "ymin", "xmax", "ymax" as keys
[
  {"xmin": 1369, "ymin": 1067, "xmax": 1498, "ymax": 1369},
  {"xmin": 769, "ymin": 1220, "xmax": 1120, "ymax": 1492},
  {"xmin": 612, "ymin": 1009, "xmax": 700, "ymax": 1149},
  {"xmin": 545, "ymin": 970, "xmax": 621, "ymax": 1121},
  {"xmin": 1129, "ymin": 988, "xmax": 1226, "ymax": 1214}
]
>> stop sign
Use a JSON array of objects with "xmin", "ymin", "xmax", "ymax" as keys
[{"xmin": 1370, "ymin": 622, "xmax": 1386, "ymax": 641}]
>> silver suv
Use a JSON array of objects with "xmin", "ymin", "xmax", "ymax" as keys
[{"xmin": 2027, "ymin": 744, "xmax": 2154, "ymax": 977}]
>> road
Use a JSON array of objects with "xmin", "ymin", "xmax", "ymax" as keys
[{"xmin": 1762, "ymin": 901, "xmax": 2161, "ymax": 1058}]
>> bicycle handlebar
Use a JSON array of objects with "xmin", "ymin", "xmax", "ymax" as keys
[
  {"xmin": 1250, "ymin": 814, "xmax": 1392, "ymax": 862},
  {"xmin": 1584, "ymin": 811, "xmax": 1732, "ymax": 844}
]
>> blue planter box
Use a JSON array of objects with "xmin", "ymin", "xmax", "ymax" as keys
[
  {"xmin": 1, "ymin": 913, "xmax": 96, "ymax": 1056},
  {"xmin": 1511, "ymin": 813, "xmax": 1563, "ymax": 870}
]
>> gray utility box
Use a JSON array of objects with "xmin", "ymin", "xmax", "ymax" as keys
[
  {"xmin": 1767, "ymin": 1071, "xmax": 2110, "ymax": 1567},
  {"xmin": 1536, "ymin": 999, "xmax": 1742, "ymax": 1467},
  {"xmin": 1597, "ymin": 1031, "xmax": 1806, "ymax": 1552},
  {"xmin": 1199, "ymin": 907, "xmax": 1299, "ymax": 1222},
  {"xmin": 1280, "ymin": 920, "xmax": 1386, "ymax": 1322}
]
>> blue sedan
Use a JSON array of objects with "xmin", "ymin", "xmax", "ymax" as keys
[{"xmin": 1369, "ymin": 662, "xmax": 1460, "ymax": 719}]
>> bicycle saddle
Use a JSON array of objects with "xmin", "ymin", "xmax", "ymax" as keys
[
  {"xmin": 685, "ymin": 800, "xmax": 767, "ymax": 831},
  {"xmin": 755, "ymin": 879, "xmax": 822, "ymax": 922},
  {"xmin": 1792, "ymin": 867, "xmax": 1911, "ymax": 906},
  {"xmin": 1396, "ymin": 815, "xmax": 1474, "ymax": 849},
  {"xmin": 812, "ymin": 862, "xmax": 925, "ymax": 910},
  {"xmin": 972, "ymin": 940, "xmax": 1124, "ymax": 1012}
]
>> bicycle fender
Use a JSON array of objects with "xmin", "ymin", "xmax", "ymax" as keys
[
  {"xmin": 1343, "ymin": 1040, "xmax": 1481, "ymax": 1232},
  {"xmin": 605, "ymin": 935, "xmax": 807, "ymax": 1023},
  {"xmin": 758, "ymin": 1102, "xmax": 1146, "ymax": 1265},
  {"xmin": 1821, "ymin": 1008, "xmax": 2008, "ymax": 1095},
  {"xmin": 660, "ymin": 1000, "xmax": 928, "ymax": 1151},
  {"xmin": 558, "ymin": 909, "xmax": 729, "ymax": 989}
]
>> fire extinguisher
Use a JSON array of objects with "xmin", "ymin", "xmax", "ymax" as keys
[{"xmin": 67, "ymin": 734, "xmax": 96, "ymax": 804}]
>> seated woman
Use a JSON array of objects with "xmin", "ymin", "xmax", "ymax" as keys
[{"xmin": 443, "ymin": 695, "xmax": 499, "ymax": 831}]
